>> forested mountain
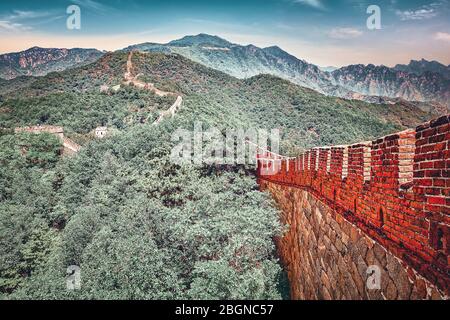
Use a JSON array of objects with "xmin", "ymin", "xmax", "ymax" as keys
[
  {"xmin": 2, "ymin": 35, "xmax": 448, "ymax": 109},
  {"xmin": 0, "ymin": 51, "xmax": 431, "ymax": 149},
  {"xmin": 125, "ymin": 34, "xmax": 345, "ymax": 96},
  {"xmin": 0, "ymin": 50, "xmax": 434, "ymax": 299},
  {"xmin": 126, "ymin": 34, "xmax": 450, "ymax": 108},
  {"xmin": 0, "ymin": 47, "xmax": 104, "ymax": 80}
]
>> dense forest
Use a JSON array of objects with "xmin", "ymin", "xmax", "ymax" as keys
[
  {"xmin": 0, "ymin": 51, "xmax": 433, "ymax": 299},
  {"xmin": 1, "ymin": 121, "xmax": 288, "ymax": 299}
]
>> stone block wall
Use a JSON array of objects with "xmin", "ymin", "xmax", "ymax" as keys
[
  {"xmin": 257, "ymin": 115, "xmax": 450, "ymax": 299},
  {"xmin": 261, "ymin": 182, "xmax": 444, "ymax": 299}
]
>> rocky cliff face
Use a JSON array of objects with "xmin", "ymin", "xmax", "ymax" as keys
[
  {"xmin": 0, "ymin": 47, "xmax": 104, "ymax": 80},
  {"xmin": 330, "ymin": 64, "xmax": 450, "ymax": 108},
  {"xmin": 394, "ymin": 59, "xmax": 450, "ymax": 80}
]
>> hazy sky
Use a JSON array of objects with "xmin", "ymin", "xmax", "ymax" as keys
[{"xmin": 0, "ymin": 0, "xmax": 449, "ymax": 67}]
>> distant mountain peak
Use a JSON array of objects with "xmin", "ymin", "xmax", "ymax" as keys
[
  {"xmin": 394, "ymin": 58, "xmax": 450, "ymax": 79},
  {"xmin": 262, "ymin": 45, "xmax": 305, "ymax": 63},
  {"xmin": 0, "ymin": 47, "xmax": 104, "ymax": 80},
  {"xmin": 264, "ymin": 45, "xmax": 282, "ymax": 50},
  {"xmin": 263, "ymin": 45, "xmax": 287, "ymax": 55},
  {"xmin": 409, "ymin": 58, "xmax": 441, "ymax": 65},
  {"xmin": 125, "ymin": 34, "xmax": 449, "ymax": 108},
  {"xmin": 168, "ymin": 33, "xmax": 232, "ymax": 48}
]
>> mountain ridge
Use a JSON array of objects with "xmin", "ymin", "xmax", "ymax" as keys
[
  {"xmin": 1, "ymin": 34, "xmax": 448, "ymax": 109},
  {"xmin": 0, "ymin": 47, "xmax": 105, "ymax": 80},
  {"xmin": 167, "ymin": 33, "xmax": 233, "ymax": 48},
  {"xmin": 124, "ymin": 34, "xmax": 345, "ymax": 96},
  {"xmin": 0, "ymin": 50, "xmax": 432, "ymax": 150},
  {"xmin": 394, "ymin": 58, "xmax": 450, "ymax": 79},
  {"xmin": 332, "ymin": 63, "xmax": 450, "ymax": 107},
  {"xmin": 124, "ymin": 34, "xmax": 449, "ymax": 108}
]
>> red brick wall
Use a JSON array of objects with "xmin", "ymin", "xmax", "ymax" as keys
[{"xmin": 257, "ymin": 115, "xmax": 450, "ymax": 296}]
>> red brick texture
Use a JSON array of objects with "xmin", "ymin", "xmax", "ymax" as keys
[{"xmin": 257, "ymin": 115, "xmax": 450, "ymax": 296}]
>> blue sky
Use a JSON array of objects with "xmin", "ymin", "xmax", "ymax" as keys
[{"xmin": 0, "ymin": 0, "xmax": 449, "ymax": 67}]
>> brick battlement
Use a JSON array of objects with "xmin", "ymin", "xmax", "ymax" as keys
[{"xmin": 257, "ymin": 115, "xmax": 450, "ymax": 295}]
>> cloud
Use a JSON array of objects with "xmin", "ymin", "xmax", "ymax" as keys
[
  {"xmin": 71, "ymin": 0, "xmax": 113, "ymax": 13},
  {"xmin": 395, "ymin": 1, "xmax": 448, "ymax": 21},
  {"xmin": 328, "ymin": 28, "xmax": 363, "ymax": 39},
  {"xmin": 7, "ymin": 10, "xmax": 52, "ymax": 20},
  {"xmin": 396, "ymin": 8, "xmax": 437, "ymax": 20},
  {"xmin": 0, "ymin": 9, "xmax": 62, "ymax": 33},
  {"xmin": 0, "ymin": 20, "xmax": 32, "ymax": 32},
  {"xmin": 3, "ymin": 10, "xmax": 59, "ymax": 23},
  {"xmin": 292, "ymin": 0, "xmax": 325, "ymax": 10},
  {"xmin": 434, "ymin": 32, "xmax": 450, "ymax": 42}
]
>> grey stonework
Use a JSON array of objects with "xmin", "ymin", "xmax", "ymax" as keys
[{"xmin": 266, "ymin": 183, "xmax": 446, "ymax": 300}]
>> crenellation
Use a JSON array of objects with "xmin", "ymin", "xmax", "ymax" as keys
[
  {"xmin": 342, "ymin": 146, "xmax": 349, "ymax": 179},
  {"xmin": 257, "ymin": 115, "xmax": 450, "ymax": 298},
  {"xmin": 305, "ymin": 151, "xmax": 310, "ymax": 170},
  {"xmin": 363, "ymin": 144, "xmax": 372, "ymax": 182},
  {"xmin": 310, "ymin": 149, "xmax": 318, "ymax": 172}
]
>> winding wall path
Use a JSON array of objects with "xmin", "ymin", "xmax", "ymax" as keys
[
  {"xmin": 14, "ymin": 125, "xmax": 81, "ymax": 155},
  {"xmin": 124, "ymin": 51, "xmax": 183, "ymax": 124}
]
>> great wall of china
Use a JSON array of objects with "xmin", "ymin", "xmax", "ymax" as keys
[
  {"xmin": 124, "ymin": 51, "xmax": 183, "ymax": 125},
  {"xmin": 14, "ymin": 125, "xmax": 81, "ymax": 155},
  {"xmin": 12, "ymin": 52, "xmax": 183, "ymax": 154},
  {"xmin": 257, "ymin": 115, "xmax": 450, "ymax": 300},
  {"xmin": 9, "ymin": 51, "xmax": 448, "ymax": 299}
]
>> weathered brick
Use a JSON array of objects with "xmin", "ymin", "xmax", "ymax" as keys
[
  {"xmin": 430, "ymin": 116, "xmax": 449, "ymax": 128},
  {"xmin": 257, "ymin": 114, "xmax": 450, "ymax": 298}
]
